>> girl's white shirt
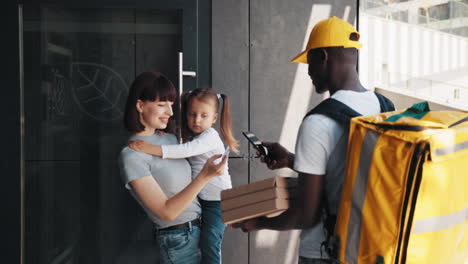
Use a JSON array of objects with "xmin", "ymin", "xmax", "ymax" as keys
[{"xmin": 161, "ymin": 127, "xmax": 231, "ymax": 201}]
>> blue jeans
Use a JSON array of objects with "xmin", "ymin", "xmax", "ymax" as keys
[
  {"xmin": 200, "ymin": 199, "xmax": 226, "ymax": 264},
  {"xmin": 298, "ymin": 256, "xmax": 332, "ymax": 264},
  {"xmin": 155, "ymin": 224, "xmax": 201, "ymax": 264}
]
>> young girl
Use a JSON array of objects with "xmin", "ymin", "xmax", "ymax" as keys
[{"xmin": 129, "ymin": 87, "xmax": 239, "ymax": 264}]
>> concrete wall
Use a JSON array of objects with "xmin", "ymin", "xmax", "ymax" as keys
[{"xmin": 213, "ymin": 1, "xmax": 357, "ymax": 263}]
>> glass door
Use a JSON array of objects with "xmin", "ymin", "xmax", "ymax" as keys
[{"xmin": 20, "ymin": 1, "xmax": 210, "ymax": 263}]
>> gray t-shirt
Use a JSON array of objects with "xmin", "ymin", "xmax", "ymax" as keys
[{"xmin": 119, "ymin": 133, "xmax": 201, "ymax": 229}]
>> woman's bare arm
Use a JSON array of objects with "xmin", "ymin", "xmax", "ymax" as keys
[{"xmin": 130, "ymin": 154, "xmax": 227, "ymax": 221}]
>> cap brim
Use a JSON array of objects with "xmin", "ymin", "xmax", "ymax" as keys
[
  {"xmin": 344, "ymin": 42, "xmax": 363, "ymax": 49},
  {"xmin": 291, "ymin": 50, "xmax": 308, "ymax": 64}
]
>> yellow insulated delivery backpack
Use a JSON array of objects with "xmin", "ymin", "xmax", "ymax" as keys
[{"xmin": 333, "ymin": 102, "xmax": 468, "ymax": 264}]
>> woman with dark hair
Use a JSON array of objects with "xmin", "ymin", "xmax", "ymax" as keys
[{"xmin": 119, "ymin": 71, "xmax": 227, "ymax": 264}]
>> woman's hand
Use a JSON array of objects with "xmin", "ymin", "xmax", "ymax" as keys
[{"xmin": 198, "ymin": 153, "xmax": 229, "ymax": 180}]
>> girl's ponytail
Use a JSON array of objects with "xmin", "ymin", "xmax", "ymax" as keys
[{"xmin": 219, "ymin": 94, "xmax": 239, "ymax": 154}]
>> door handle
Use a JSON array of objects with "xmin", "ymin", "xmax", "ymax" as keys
[{"xmin": 178, "ymin": 52, "xmax": 196, "ymax": 142}]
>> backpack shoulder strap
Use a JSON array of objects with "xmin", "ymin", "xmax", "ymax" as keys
[
  {"xmin": 305, "ymin": 97, "xmax": 360, "ymax": 259},
  {"xmin": 304, "ymin": 98, "xmax": 362, "ymax": 124},
  {"xmin": 310, "ymin": 92, "xmax": 395, "ymax": 259},
  {"xmin": 375, "ymin": 92, "xmax": 396, "ymax": 112}
]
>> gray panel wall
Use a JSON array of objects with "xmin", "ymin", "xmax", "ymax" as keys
[
  {"xmin": 212, "ymin": 1, "xmax": 250, "ymax": 263},
  {"xmin": 213, "ymin": 0, "xmax": 357, "ymax": 263},
  {"xmin": 212, "ymin": 0, "xmax": 250, "ymax": 158}
]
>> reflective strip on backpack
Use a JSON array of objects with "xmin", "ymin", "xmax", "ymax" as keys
[
  {"xmin": 412, "ymin": 206, "xmax": 468, "ymax": 235},
  {"xmin": 434, "ymin": 141, "xmax": 468, "ymax": 157},
  {"xmin": 345, "ymin": 130, "xmax": 380, "ymax": 263}
]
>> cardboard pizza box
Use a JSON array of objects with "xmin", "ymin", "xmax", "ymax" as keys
[
  {"xmin": 221, "ymin": 187, "xmax": 297, "ymax": 211},
  {"xmin": 221, "ymin": 176, "xmax": 297, "ymax": 200},
  {"xmin": 222, "ymin": 198, "xmax": 293, "ymax": 224}
]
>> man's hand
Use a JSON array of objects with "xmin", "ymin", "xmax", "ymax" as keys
[
  {"xmin": 230, "ymin": 217, "xmax": 264, "ymax": 232},
  {"xmin": 258, "ymin": 142, "xmax": 294, "ymax": 170}
]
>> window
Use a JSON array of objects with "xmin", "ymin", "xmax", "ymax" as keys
[{"xmin": 359, "ymin": 0, "xmax": 468, "ymax": 110}]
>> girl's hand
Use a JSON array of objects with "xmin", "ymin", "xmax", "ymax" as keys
[
  {"xmin": 129, "ymin": 140, "xmax": 163, "ymax": 156},
  {"xmin": 128, "ymin": 140, "xmax": 148, "ymax": 152},
  {"xmin": 199, "ymin": 153, "xmax": 229, "ymax": 180}
]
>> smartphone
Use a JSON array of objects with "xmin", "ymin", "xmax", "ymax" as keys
[
  {"xmin": 214, "ymin": 146, "xmax": 230, "ymax": 165},
  {"xmin": 221, "ymin": 146, "xmax": 230, "ymax": 159},
  {"xmin": 242, "ymin": 131, "xmax": 267, "ymax": 157}
]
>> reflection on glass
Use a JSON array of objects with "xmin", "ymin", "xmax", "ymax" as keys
[
  {"xmin": 23, "ymin": 6, "xmax": 181, "ymax": 263},
  {"xmin": 360, "ymin": 0, "xmax": 468, "ymax": 110}
]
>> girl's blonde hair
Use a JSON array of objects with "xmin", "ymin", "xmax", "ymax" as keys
[{"xmin": 182, "ymin": 88, "xmax": 239, "ymax": 154}]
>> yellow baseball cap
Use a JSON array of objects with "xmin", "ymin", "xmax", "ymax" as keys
[{"xmin": 291, "ymin": 16, "xmax": 362, "ymax": 64}]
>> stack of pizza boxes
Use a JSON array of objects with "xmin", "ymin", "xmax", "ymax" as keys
[{"xmin": 221, "ymin": 176, "xmax": 297, "ymax": 224}]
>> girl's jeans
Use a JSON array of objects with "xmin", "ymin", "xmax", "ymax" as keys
[{"xmin": 200, "ymin": 199, "xmax": 226, "ymax": 264}]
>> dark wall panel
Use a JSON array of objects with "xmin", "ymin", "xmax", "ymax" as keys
[{"xmin": 3, "ymin": 1, "xmax": 21, "ymax": 263}]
